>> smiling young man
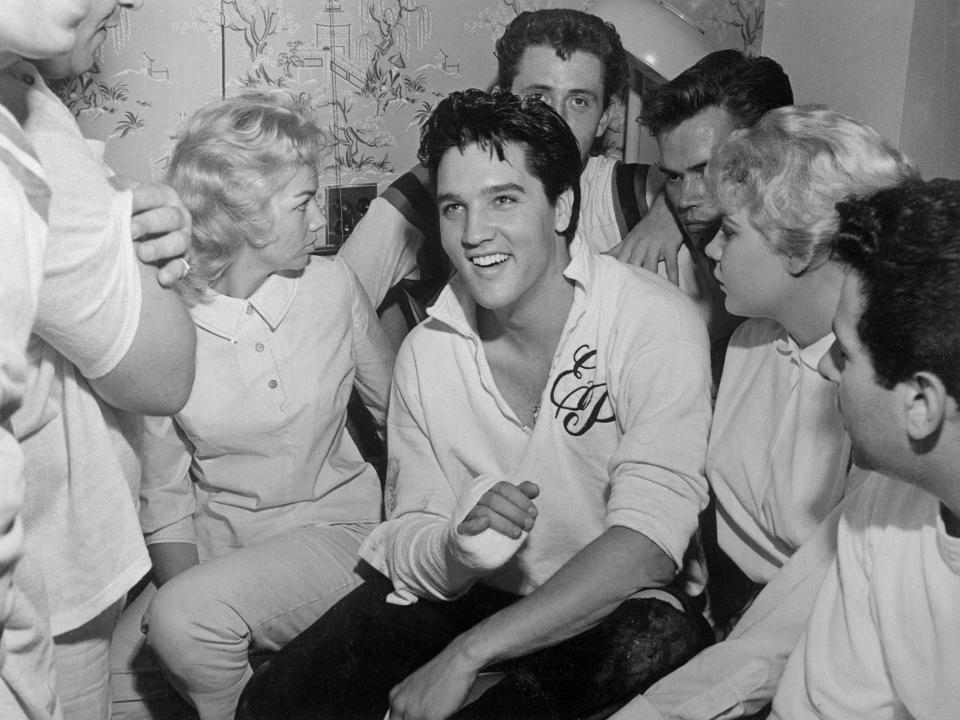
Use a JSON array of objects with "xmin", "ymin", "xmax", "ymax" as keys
[
  {"xmin": 237, "ymin": 90, "xmax": 713, "ymax": 720},
  {"xmin": 768, "ymin": 178, "xmax": 960, "ymax": 719},
  {"xmin": 338, "ymin": 9, "xmax": 669, "ymax": 337}
]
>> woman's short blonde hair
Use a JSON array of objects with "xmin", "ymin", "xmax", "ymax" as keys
[
  {"xmin": 167, "ymin": 91, "xmax": 324, "ymax": 304},
  {"xmin": 708, "ymin": 105, "xmax": 917, "ymax": 275}
]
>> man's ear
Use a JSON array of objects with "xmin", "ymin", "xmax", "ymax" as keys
[
  {"xmin": 554, "ymin": 187, "xmax": 574, "ymax": 235},
  {"xmin": 595, "ymin": 100, "xmax": 614, "ymax": 139},
  {"xmin": 901, "ymin": 371, "xmax": 950, "ymax": 443}
]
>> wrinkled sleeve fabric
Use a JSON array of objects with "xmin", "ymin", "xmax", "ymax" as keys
[
  {"xmin": 358, "ymin": 339, "xmax": 476, "ymax": 602},
  {"xmin": 28, "ymin": 108, "xmax": 140, "ymax": 381},
  {"xmin": 605, "ymin": 291, "xmax": 712, "ymax": 570},
  {"xmin": 139, "ymin": 414, "xmax": 197, "ymax": 547},
  {"xmin": 343, "ymin": 259, "xmax": 395, "ymax": 427},
  {"xmin": 337, "ymin": 167, "xmax": 433, "ymax": 309},
  {"xmin": 0, "ymin": 117, "xmax": 48, "ymax": 653}
]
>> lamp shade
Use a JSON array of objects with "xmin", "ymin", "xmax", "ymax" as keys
[{"xmin": 593, "ymin": 0, "xmax": 711, "ymax": 82}]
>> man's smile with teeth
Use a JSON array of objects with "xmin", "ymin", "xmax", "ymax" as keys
[{"xmin": 471, "ymin": 253, "xmax": 509, "ymax": 267}]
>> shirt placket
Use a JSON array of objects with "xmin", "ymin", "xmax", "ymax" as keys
[{"xmin": 242, "ymin": 303, "xmax": 286, "ymax": 407}]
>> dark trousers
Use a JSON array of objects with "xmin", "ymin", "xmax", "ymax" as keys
[{"xmin": 236, "ymin": 572, "xmax": 712, "ymax": 720}]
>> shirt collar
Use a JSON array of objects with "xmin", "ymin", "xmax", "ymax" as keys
[
  {"xmin": 798, "ymin": 331, "xmax": 835, "ymax": 371},
  {"xmin": 427, "ymin": 239, "xmax": 593, "ymax": 336},
  {"xmin": 937, "ymin": 503, "xmax": 960, "ymax": 574},
  {"xmin": 191, "ymin": 272, "xmax": 298, "ymax": 341}
]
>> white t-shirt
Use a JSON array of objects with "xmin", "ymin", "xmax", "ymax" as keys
[
  {"xmin": 2, "ymin": 60, "xmax": 148, "ymax": 636},
  {"xmin": 0, "ymin": 100, "xmax": 47, "ymax": 599},
  {"xmin": 772, "ymin": 474, "xmax": 960, "ymax": 719},
  {"xmin": 140, "ymin": 257, "xmax": 392, "ymax": 561},
  {"xmin": 0, "ymin": 96, "xmax": 60, "ymax": 720}
]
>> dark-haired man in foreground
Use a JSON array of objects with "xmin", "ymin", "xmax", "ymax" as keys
[
  {"xmin": 769, "ymin": 178, "xmax": 960, "ymax": 719},
  {"xmin": 237, "ymin": 90, "xmax": 713, "ymax": 720}
]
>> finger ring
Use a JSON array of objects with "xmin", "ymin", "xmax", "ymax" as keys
[{"xmin": 178, "ymin": 257, "xmax": 191, "ymax": 275}]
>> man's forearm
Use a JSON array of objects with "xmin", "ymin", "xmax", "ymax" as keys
[
  {"xmin": 451, "ymin": 526, "xmax": 677, "ymax": 671},
  {"xmin": 148, "ymin": 541, "xmax": 199, "ymax": 587}
]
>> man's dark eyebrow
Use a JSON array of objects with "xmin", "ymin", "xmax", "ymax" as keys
[
  {"xmin": 519, "ymin": 83, "xmax": 599, "ymax": 100},
  {"xmin": 436, "ymin": 191, "xmax": 461, "ymax": 205},
  {"xmin": 566, "ymin": 87, "xmax": 600, "ymax": 100},
  {"xmin": 483, "ymin": 182, "xmax": 526, "ymax": 196},
  {"xmin": 658, "ymin": 160, "xmax": 709, "ymax": 176},
  {"xmin": 437, "ymin": 183, "xmax": 526, "ymax": 206}
]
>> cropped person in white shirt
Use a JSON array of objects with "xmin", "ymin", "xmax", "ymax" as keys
[
  {"xmin": 0, "ymin": 6, "xmax": 87, "ymax": 717},
  {"xmin": 771, "ymin": 178, "xmax": 960, "ymax": 719},
  {"xmin": 3, "ymin": 1, "xmax": 198, "ymax": 717},
  {"xmin": 111, "ymin": 92, "xmax": 395, "ymax": 720},
  {"xmin": 613, "ymin": 106, "xmax": 916, "ymax": 720}
]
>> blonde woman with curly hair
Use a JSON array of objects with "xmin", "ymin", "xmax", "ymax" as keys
[
  {"xmin": 704, "ymin": 106, "xmax": 916, "ymax": 591},
  {"xmin": 110, "ymin": 92, "xmax": 394, "ymax": 720}
]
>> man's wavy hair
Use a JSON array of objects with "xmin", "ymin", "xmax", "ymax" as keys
[
  {"xmin": 166, "ymin": 91, "xmax": 323, "ymax": 305},
  {"xmin": 641, "ymin": 49, "xmax": 793, "ymax": 137},
  {"xmin": 417, "ymin": 89, "xmax": 582, "ymax": 243},
  {"xmin": 495, "ymin": 9, "xmax": 628, "ymax": 107},
  {"xmin": 834, "ymin": 179, "xmax": 960, "ymax": 400},
  {"xmin": 707, "ymin": 105, "xmax": 917, "ymax": 275}
]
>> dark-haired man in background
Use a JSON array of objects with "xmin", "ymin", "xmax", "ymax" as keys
[
  {"xmin": 613, "ymin": 48, "xmax": 794, "ymax": 370},
  {"xmin": 626, "ymin": 49, "xmax": 794, "ymax": 259},
  {"xmin": 238, "ymin": 89, "xmax": 713, "ymax": 720}
]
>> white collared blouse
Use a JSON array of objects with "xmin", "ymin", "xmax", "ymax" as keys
[{"xmin": 140, "ymin": 257, "xmax": 394, "ymax": 560}]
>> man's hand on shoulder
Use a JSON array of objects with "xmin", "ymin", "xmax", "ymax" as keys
[
  {"xmin": 111, "ymin": 176, "xmax": 193, "ymax": 288},
  {"xmin": 607, "ymin": 193, "xmax": 684, "ymax": 285},
  {"xmin": 89, "ymin": 178, "xmax": 196, "ymax": 415}
]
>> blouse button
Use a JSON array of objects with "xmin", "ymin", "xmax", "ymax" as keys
[
  {"xmin": 255, "ymin": 343, "xmax": 264, "ymax": 352},
  {"xmin": 245, "ymin": 305, "xmax": 254, "ymax": 315},
  {"xmin": 22, "ymin": 74, "xmax": 35, "ymax": 85},
  {"xmin": 268, "ymin": 379, "xmax": 278, "ymax": 389}
]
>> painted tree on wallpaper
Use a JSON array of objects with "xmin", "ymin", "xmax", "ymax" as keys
[
  {"xmin": 707, "ymin": 0, "xmax": 764, "ymax": 53},
  {"xmin": 311, "ymin": 0, "xmax": 438, "ymax": 175},
  {"xmin": 171, "ymin": 0, "xmax": 454, "ymax": 180},
  {"xmin": 465, "ymin": 0, "xmax": 565, "ymax": 41},
  {"xmin": 175, "ymin": 0, "xmax": 299, "ymax": 88},
  {"xmin": 358, "ymin": 0, "xmax": 431, "ymax": 113},
  {"xmin": 50, "ymin": 8, "xmax": 155, "ymax": 139}
]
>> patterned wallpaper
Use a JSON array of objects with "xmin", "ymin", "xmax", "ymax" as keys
[{"xmin": 55, "ymin": 0, "xmax": 763, "ymax": 246}]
